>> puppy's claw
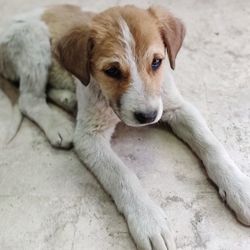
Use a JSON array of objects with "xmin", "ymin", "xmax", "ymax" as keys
[
  {"xmin": 219, "ymin": 175, "xmax": 250, "ymax": 226},
  {"xmin": 46, "ymin": 121, "xmax": 74, "ymax": 149},
  {"xmin": 127, "ymin": 202, "xmax": 176, "ymax": 250}
]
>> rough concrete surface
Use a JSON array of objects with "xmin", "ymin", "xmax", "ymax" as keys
[{"xmin": 0, "ymin": 0, "xmax": 250, "ymax": 249}]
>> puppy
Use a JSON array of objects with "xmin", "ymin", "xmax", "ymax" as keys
[{"xmin": 0, "ymin": 4, "xmax": 249, "ymax": 250}]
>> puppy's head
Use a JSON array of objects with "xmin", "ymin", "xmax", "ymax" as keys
[{"xmin": 57, "ymin": 5, "xmax": 185, "ymax": 126}]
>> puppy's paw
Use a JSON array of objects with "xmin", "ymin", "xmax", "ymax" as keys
[
  {"xmin": 46, "ymin": 119, "xmax": 74, "ymax": 149},
  {"xmin": 219, "ymin": 175, "xmax": 250, "ymax": 226},
  {"xmin": 48, "ymin": 89, "xmax": 76, "ymax": 112},
  {"xmin": 127, "ymin": 202, "xmax": 176, "ymax": 250}
]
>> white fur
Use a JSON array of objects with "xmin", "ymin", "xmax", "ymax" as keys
[
  {"xmin": 74, "ymin": 80, "xmax": 175, "ymax": 249},
  {"xmin": 0, "ymin": 6, "xmax": 249, "ymax": 250},
  {"xmin": 117, "ymin": 18, "xmax": 163, "ymax": 126},
  {"xmin": 0, "ymin": 9, "xmax": 74, "ymax": 148}
]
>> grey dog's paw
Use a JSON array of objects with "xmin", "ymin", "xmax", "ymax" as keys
[{"xmin": 219, "ymin": 175, "xmax": 250, "ymax": 226}]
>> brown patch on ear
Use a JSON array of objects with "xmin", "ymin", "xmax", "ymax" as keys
[
  {"xmin": 55, "ymin": 26, "xmax": 91, "ymax": 86},
  {"xmin": 148, "ymin": 6, "xmax": 186, "ymax": 70}
]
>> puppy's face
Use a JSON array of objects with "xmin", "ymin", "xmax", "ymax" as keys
[{"xmin": 57, "ymin": 5, "xmax": 185, "ymax": 126}]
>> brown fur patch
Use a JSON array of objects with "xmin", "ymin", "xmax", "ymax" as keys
[
  {"xmin": 56, "ymin": 26, "xmax": 91, "ymax": 85},
  {"xmin": 42, "ymin": 4, "xmax": 94, "ymax": 48},
  {"xmin": 42, "ymin": 4, "xmax": 95, "ymax": 85},
  {"xmin": 89, "ymin": 5, "xmax": 166, "ymax": 103},
  {"xmin": 148, "ymin": 6, "xmax": 186, "ymax": 70}
]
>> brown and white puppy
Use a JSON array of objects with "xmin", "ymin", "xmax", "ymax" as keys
[{"xmin": 0, "ymin": 4, "xmax": 249, "ymax": 250}]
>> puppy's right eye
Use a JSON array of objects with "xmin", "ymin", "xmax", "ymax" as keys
[
  {"xmin": 151, "ymin": 58, "xmax": 162, "ymax": 71},
  {"xmin": 104, "ymin": 67, "xmax": 122, "ymax": 79}
]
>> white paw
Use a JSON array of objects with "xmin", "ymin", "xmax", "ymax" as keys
[
  {"xmin": 219, "ymin": 174, "xmax": 250, "ymax": 226},
  {"xmin": 46, "ymin": 118, "xmax": 74, "ymax": 149},
  {"xmin": 127, "ymin": 202, "xmax": 176, "ymax": 250}
]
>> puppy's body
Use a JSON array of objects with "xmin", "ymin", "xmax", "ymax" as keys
[{"xmin": 0, "ymin": 4, "xmax": 250, "ymax": 250}]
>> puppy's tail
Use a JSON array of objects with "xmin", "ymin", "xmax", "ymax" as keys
[
  {"xmin": 0, "ymin": 76, "xmax": 23, "ymax": 143},
  {"xmin": 6, "ymin": 102, "xmax": 23, "ymax": 143}
]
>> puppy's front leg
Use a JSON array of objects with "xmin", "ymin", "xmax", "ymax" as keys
[
  {"xmin": 161, "ymin": 73, "xmax": 250, "ymax": 226},
  {"xmin": 74, "ymin": 109, "xmax": 175, "ymax": 250}
]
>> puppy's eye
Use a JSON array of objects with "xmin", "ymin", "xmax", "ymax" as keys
[
  {"xmin": 104, "ymin": 67, "xmax": 122, "ymax": 79},
  {"xmin": 151, "ymin": 58, "xmax": 162, "ymax": 71}
]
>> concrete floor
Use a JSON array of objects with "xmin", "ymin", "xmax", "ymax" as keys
[{"xmin": 0, "ymin": 0, "xmax": 250, "ymax": 249}]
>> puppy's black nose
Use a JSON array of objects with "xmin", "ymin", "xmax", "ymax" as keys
[{"xmin": 134, "ymin": 111, "xmax": 158, "ymax": 124}]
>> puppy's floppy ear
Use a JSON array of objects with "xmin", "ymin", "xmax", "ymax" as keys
[
  {"xmin": 55, "ymin": 26, "xmax": 92, "ymax": 86},
  {"xmin": 148, "ymin": 6, "xmax": 186, "ymax": 70}
]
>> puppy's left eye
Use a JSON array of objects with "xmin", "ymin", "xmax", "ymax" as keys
[
  {"xmin": 151, "ymin": 58, "xmax": 162, "ymax": 71},
  {"xmin": 104, "ymin": 67, "xmax": 122, "ymax": 79}
]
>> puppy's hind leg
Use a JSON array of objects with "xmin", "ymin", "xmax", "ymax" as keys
[
  {"xmin": 19, "ymin": 74, "xmax": 74, "ymax": 149},
  {"xmin": 14, "ymin": 21, "xmax": 74, "ymax": 148}
]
